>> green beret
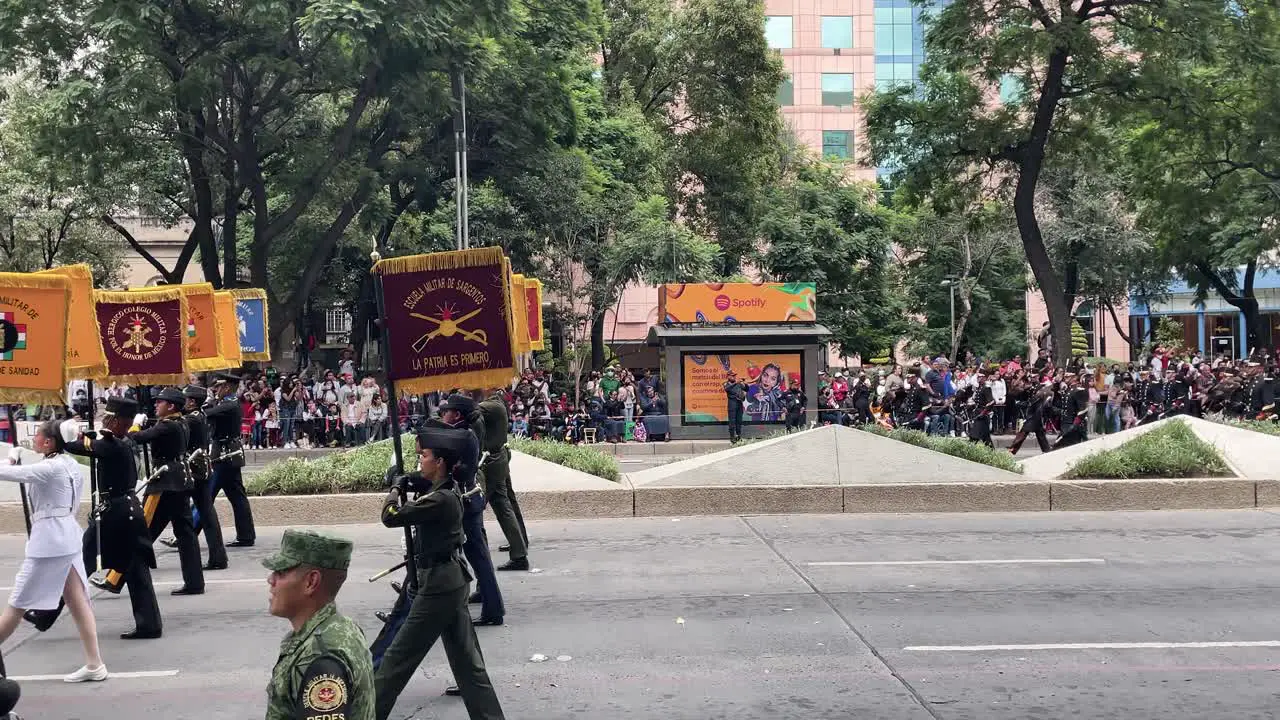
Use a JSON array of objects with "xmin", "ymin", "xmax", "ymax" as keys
[{"xmin": 262, "ymin": 529, "xmax": 353, "ymax": 572}]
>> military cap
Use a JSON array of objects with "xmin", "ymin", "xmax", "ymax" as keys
[
  {"xmin": 415, "ymin": 425, "xmax": 473, "ymax": 455},
  {"xmin": 261, "ymin": 529, "xmax": 354, "ymax": 572},
  {"xmin": 155, "ymin": 387, "xmax": 186, "ymax": 405},
  {"xmin": 183, "ymin": 385, "xmax": 208, "ymax": 402},
  {"xmin": 438, "ymin": 393, "xmax": 476, "ymax": 416},
  {"xmin": 104, "ymin": 396, "xmax": 139, "ymax": 418},
  {"xmin": 214, "ymin": 372, "xmax": 242, "ymax": 385}
]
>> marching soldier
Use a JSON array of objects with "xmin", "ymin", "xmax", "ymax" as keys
[
  {"xmin": 476, "ymin": 390, "xmax": 529, "ymax": 571},
  {"xmin": 375, "ymin": 426, "xmax": 505, "ymax": 720},
  {"xmin": 132, "ymin": 387, "xmax": 204, "ymax": 596},
  {"xmin": 1009, "ymin": 383, "xmax": 1053, "ymax": 455},
  {"xmin": 438, "ymin": 394, "xmax": 504, "ymax": 625},
  {"xmin": 264, "ymin": 529, "xmax": 374, "ymax": 720},
  {"xmin": 205, "ymin": 373, "xmax": 256, "ymax": 547},
  {"xmin": 183, "ymin": 385, "xmax": 227, "ymax": 570},
  {"xmin": 1053, "ymin": 374, "xmax": 1091, "ymax": 449},
  {"xmin": 23, "ymin": 397, "xmax": 163, "ymax": 639}
]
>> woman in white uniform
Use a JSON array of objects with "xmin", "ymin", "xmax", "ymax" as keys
[{"xmin": 0, "ymin": 420, "xmax": 106, "ymax": 682}]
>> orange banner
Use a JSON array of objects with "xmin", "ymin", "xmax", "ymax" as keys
[
  {"xmin": 37, "ymin": 264, "xmax": 108, "ymax": 379},
  {"xmin": 681, "ymin": 352, "xmax": 803, "ymax": 424},
  {"xmin": 214, "ymin": 291, "xmax": 243, "ymax": 370},
  {"xmin": 660, "ymin": 282, "xmax": 816, "ymax": 324},
  {"xmin": 0, "ymin": 272, "xmax": 72, "ymax": 404}
]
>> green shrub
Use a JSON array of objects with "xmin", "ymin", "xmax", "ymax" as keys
[
  {"xmin": 509, "ymin": 437, "xmax": 620, "ymax": 482},
  {"xmin": 1065, "ymin": 421, "xmax": 1231, "ymax": 479},
  {"xmin": 856, "ymin": 424, "xmax": 1023, "ymax": 474},
  {"xmin": 1216, "ymin": 417, "xmax": 1280, "ymax": 437},
  {"xmin": 247, "ymin": 433, "xmax": 621, "ymax": 495}
]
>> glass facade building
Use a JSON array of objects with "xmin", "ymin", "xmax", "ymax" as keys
[{"xmin": 765, "ymin": 0, "xmax": 929, "ymax": 179}]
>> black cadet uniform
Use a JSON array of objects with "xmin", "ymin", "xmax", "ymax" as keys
[
  {"xmin": 478, "ymin": 395, "xmax": 529, "ymax": 570},
  {"xmin": 374, "ymin": 426, "xmax": 505, "ymax": 720},
  {"xmin": 28, "ymin": 396, "xmax": 163, "ymax": 639},
  {"xmin": 1009, "ymin": 386, "xmax": 1053, "ymax": 454},
  {"xmin": 78, "ymin": 398, "xmax": 161, "ymax": 636},
  {"xmin": 133, "ymin": 387, "xmax": 204, "ymax": 595},
  {"xmin": 1053, "ymin": 383, "xmax": 1091, "ymax": 449},
  {"xmin": 184, "ymin": 385, "xmax": 227, "ymax": 569},
  {"xmin": 205, "ymin": 372, "xmax": 255, "ymax": 546}
]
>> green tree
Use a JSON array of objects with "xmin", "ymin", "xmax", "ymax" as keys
[
  {"xmin": 599, "ymin": 0, "xmax": 785, "ymax": 274},
  {"xmin": 0, "ymin": 75, "xmax": 124, "ymax": 286},
  {"xmin": 1117, "ymin": 1, "xmax": 1280, "ymax": 351},
  {"xmin": 895, "ymin": 204, "xmax": 1027, "ymax": 362},
  {"xmin": 757, "ymin": 153, "xmax": 906, "ymax": 359},
  {"xmin": 864, "ymin": 0, "xmax": 1214, "ymax": 364},
  {"xmin": 1071, "ymin": 321, "xmax": 1089, "ymax": 357}
]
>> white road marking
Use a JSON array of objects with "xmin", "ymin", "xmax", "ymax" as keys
[
  {"xmin": 806, "ymin": 558, "xmax": 1106, "ymax": 567},
  {"xmin": 905, "ymin": 641, "xmax": 1280, "ymax": 652},
  {"xmin": 9, "ymin": 669, "xmax": 179, "ymax": 681},
  {"xmin": 0, "ymin": 578, "xmax": 263, "ymax": 592}
]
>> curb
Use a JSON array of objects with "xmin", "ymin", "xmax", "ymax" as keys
[{"xmin": 1, "ymin": 478, "xmax": 1275, "ymax": 533}]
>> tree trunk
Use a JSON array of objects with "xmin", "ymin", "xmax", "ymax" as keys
[
  {"xmin": 1013, "ymin": 44, "xmax": 1073, "ymax": 366},
  {"xmin": 590, "ymin": 309, "xmax": 606, "ymax": 371}
]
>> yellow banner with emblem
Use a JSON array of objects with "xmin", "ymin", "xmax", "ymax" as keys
[{"xmin": 0, "ymin": 272, "xmax": 73, "ymax": 404}]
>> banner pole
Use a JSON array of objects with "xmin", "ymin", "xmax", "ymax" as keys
[
  {"xmin": 370, "ymin": 248, "xmax": 418, "ymax": 591},
  {"xmin": 12, "ymin": 406, "xmax": 31, "ymax": 536},
  {"xmin": 86, "ymin": 379, "xmax": 102, "ymax": 573}
]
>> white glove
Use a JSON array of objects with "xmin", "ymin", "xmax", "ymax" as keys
[{"xmin": 7, "ymin": 447, "xmax": 21, "ymax": 465}]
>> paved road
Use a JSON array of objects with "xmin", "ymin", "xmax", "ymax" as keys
[{"xmin": 6, "ymin": 510, "xmax": 1278, "ymax": 719}]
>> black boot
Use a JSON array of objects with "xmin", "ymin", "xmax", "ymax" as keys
[
  {"xmin": 497, "ymin": 557, "xmax": 530, "ymax": 572},
  {"xmin": 22, "ymin": 605, "xmax": 62, "ymax": 632},
  {"xmin": 390, "ymin": 581, "xmax": 402, "ymax": 595}
]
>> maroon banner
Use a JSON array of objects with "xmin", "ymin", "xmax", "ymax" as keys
[
  {"xmin": 95, "ymin": 289, "xmax": 188, "ymax": 383},
  {"xmin": 374, "ymin": 247, "xmax": 517, "ymax": 394}
]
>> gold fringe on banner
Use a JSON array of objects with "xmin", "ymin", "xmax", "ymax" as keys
[
  {"xmin": 511, "ymin": 273, "xmax": 531, "ymax": 354},
  {"xmin": 37, "ymin": 264, "xmax": 109, "ymax": 380},
  {"xmin": 372, "ymin": 245, "xmax": 507, "ymax": 276},
  {"xmin": 228, "ymin": 288, "xmax": 271, "ymax": 362},
  {"xmin": 0, "ymin": 388, "xmax": 67, "ymax": 405},
  {"xmin": 214, "ymin": 292, "xmax": 243, "ymax": 370},
  {"xmin": 528, "ymin": 277, "xmax": 546, "ymax": 351},
  {"xmin": 393, "ymin": 369, "xmax": 523, "ymax": 398},
  {"xmin": 95, "ymin": 287, "xmax": 191, "ymax": 382},
  {"xmin": 0, "ymin": 271, "xmax": 72, "ymax": 405}
]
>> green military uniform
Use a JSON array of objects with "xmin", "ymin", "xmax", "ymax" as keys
[
  {"xmin": 477, "ymin": 397, "xmax": 528, "ymax": 563},
  {"xmin": 264, "ymin": 530, "xmax": 375, "ymax": 720},
  {"xmin": 374, "ymin": 427, "xmax": 505, "ymax": 720}
]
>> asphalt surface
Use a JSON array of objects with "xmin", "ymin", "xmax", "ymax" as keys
[{"xmin": 4, "ymin": 510, "xmax": 1278, "ymax": 720}]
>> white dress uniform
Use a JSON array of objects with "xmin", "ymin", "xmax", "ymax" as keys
[{"xmin": 0, "ymin": 452, "xmax": 89, "ymax": 610}]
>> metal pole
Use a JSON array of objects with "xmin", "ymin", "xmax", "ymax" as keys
[
  {"xmin": 12, "ymin": 406, "xmax": 31, "ymax": 537},
  {"xmin": 86, "ymin": 380, "xmax": 101, "ymax": 572},
  {"xmin": 370, "ymin": 254, "xmax": 418, "ymax": 591},
  {"xmin": 451, "ymin": 68, "xmax": 467, "ymax": 252}
]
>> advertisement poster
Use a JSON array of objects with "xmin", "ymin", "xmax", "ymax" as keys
[
  {"xmin": 661, "ymin": 282, "xmax": 816, "ymax": 324},
  {"xmin": 681, "ymin": 352, "xmax": 804, "ymax": 424}
]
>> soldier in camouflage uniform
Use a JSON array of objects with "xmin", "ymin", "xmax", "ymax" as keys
[{"xmin": 264, "ymin": 529, "xmax": 374, "ymax": 720}]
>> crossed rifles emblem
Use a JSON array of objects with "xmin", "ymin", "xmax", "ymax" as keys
[{"xmin": 411, "ymin": 305, "xmax": 488, "ymax": 353}]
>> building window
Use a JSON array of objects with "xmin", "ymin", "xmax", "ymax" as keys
[
  {"xmin": 874, "ymin": 0, "xmax": 925, "ymax": 90},
  {"xmin": 999, "ymin": 74, "xmax": 1024, "ymax": 103},
  {"xmin": 822, "ymin": 130, "xmax": 853, "ymax": 160},
  {"xmin": 765, "ymin": 16, "xmax": 793, "ymax": 49},
  {"xmin": 777, "ymin": 75, "xmax": 794, "ymax": 106},
  {"xmin": 821, "ymin": 73, "xmax": 855, "ymax": 106},
  {"xmin": 325, "ymin": 307, "xmax": 352, "ymax": 345},
  {"xmin": 821, "ymin": 16, "xmax": 854, "ymax": 49}
]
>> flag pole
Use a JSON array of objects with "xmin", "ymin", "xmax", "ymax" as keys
[
  {"xmin": 370, "ymin": 243, "xmax": 418, "ymax": 591},
  {"xmin": 86, "ymin": 379, "xmax": 102, "ymax": 574}
]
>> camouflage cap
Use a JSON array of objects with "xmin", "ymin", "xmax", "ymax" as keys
[{"xmin": 261, "ymin": 529, "xmax": 354, "ymax": 572}]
